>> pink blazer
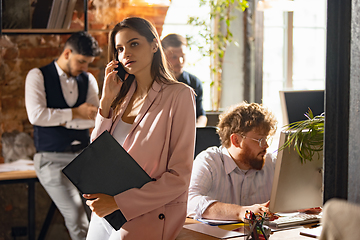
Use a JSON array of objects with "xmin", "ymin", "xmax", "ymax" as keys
[{"xmin": 91, "ymin": 80, "xmax": 196, "ymax": 239}]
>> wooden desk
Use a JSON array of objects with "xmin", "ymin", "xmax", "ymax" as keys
[
  {"xmin": 0, "ymin": 169, "xmax": 57, "ymax": 240},
  {"xmin": 0, "ymin": 170, "xmax": 37, "ymax": 181},
  {"xmin": 177, "ymin": 218, "xmax": 319, "ymax": 240},
  {"xmin": 0, "ymin": 170, "xmax": 38, "ymax": 240}
]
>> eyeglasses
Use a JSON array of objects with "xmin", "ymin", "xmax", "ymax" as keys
[{"xmin": 240, "ymin": 133, "xmax": 271, "ymax": 148}]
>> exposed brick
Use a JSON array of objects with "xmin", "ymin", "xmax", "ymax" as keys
[
  {"xmin": 19, "ymin": 47, "xmax": 61, "ymax": 59},
  {"xmin": 90, "ymin": 32, "xmax": 109, "ymax": 50},
  {"xmin": 22, "ymin": 119, "xmax": 34, "ymax": 137},
  {"xmin": 1, "ymin": 89, "xmax": 24, "ymax": 107},
  {"xmin": 69, "ymin": 22, "xmax": 85, "ymax": 30},
  {"xmin": 0, "ymin": 120, "xmax": 23, "ymax": 134},
  {"xmin": 59, "ymin": 34, "xmax": 72, "ymax": 44},
  {"xmin": 19, "ymin": 58, "xmax": 56, "ymax": 73},
  {"xmin": 156, "ymin": 7, "xmax": 169, "ymax": 15},
  {"xmin": 0, "ymin": 36, "xmax": 15, "ymax": 48},
  {"xmin": 3, "ymin": 47, "xmax": 19, "ymax": 60},
  {"xmin": 79, "ymin": 12, "xmax": 85, "ymax": 22},
  {"xmin": 88, "ymin": 68, "xmax": 101, "ymax": 78},
  {"xmin": 0, "ymin": 64, "xmax": 5, "ymax": 83},
  {"xmin": 87, "ymin": 10, "xmax": 96, "ymax": 22},
  {"xmin": 1, "ymin": 61, "xmax": 13, "ymax": 79},
  {"xmin": 91, "ymin": 56, "xmax": 105, "ymax": 67},
  {"xmin": 14, "ymin": 35, "xmax": 41, "ymax": 48},
  {"xmin": 40, "ymin": 35, "xmax": 62, "ymax": 48},
  {"xmin": 90, "ymin": 23, "xmax": 106, "ymax": 30}
]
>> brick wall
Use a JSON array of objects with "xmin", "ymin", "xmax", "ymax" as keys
[{"xmin": 0, "ymin": 0, "xmax": 170, "ymax": 163}]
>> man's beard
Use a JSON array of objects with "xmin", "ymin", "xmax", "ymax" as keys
[
  {"xmin": 66, "ymin": 61, "xmax": 80, "ymax": 77},
  {"xmin": 66, "ymin": 62, "xmax": 74, "ymax": 77},
  {"xmin": 239, "ymin": 144, "xmax": 266, "ymax": 170}
]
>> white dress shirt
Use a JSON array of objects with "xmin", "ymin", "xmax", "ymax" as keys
[
  {"xmin": 25, "ymin": 61, "xmax": 99, "ymax": 129},
  {"xmin": 187, "ymin": 146, "xmax": 276, "ymax": 219}
]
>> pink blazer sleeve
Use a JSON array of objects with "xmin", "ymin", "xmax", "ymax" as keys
[{"xmin": 91, "ymin": 110, "xmax": 112, "ymax": 141}]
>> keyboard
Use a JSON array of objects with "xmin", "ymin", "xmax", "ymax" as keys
[{"xmin": 267, "ymin": 213, "xmax": 321, "ymax": 229}]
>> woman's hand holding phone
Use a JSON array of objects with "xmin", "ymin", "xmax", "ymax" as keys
[
  {"xmin": 99, "ymin": 60, "xmax": 123, "ymax": 118},
  {"xmin": 116, "ymin": 62, "xmax": 135, "ymax": 83}
]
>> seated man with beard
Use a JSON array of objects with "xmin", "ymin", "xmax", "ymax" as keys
[{"xmin": 187, "ymin": 102, "xmax": 278, "ymax": 221}]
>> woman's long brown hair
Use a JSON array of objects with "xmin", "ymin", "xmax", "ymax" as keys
[{"xmin": 107, "ymin": 17, "xmax": 177, "ymax": 116}]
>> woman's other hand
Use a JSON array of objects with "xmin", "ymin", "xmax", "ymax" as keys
[{"xmin": 83, "ymin": 193, "xmax": 119, "ymax": 218}]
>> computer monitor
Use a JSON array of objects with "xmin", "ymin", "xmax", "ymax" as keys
[
  {"xmin": 269, "ymin": 130, "xmax": 323, "ymax": 213},
  {"xmin": 279, "ymin": 90, "xmax": 325, "ymax": 125}
]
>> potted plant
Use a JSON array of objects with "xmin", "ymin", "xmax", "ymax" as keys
[{"xmin": 278, "ymin": 109, "xmax": 324, "ymax": 163}]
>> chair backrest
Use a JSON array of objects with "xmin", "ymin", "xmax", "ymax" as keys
[{"xmin": 194, "ymin": 126, "xmax": 221, "ymax": 158}]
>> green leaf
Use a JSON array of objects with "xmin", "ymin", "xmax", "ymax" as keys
[{"xmin": 278, "ymin": 109, "xmax": 325, "ymax": 163}]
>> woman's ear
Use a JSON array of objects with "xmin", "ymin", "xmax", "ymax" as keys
[
  {"xmin": 230, "ymin": 133, "xmax": 242, "ymax": 148},
  {"xmin": 152, "ymin": 40, "xmax": 159, "ymax": 53}
]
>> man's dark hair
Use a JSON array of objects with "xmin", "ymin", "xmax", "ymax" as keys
[
  {"xmin": 64, "ymin": 31, "xmax": 102, "ymax": 57},
  {"xmin": 161, "ymin": 33, "xmax": 187, "ymax": 49}
]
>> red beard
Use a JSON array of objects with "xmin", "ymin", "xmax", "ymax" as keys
[{"xmin": 239, "ymin": 144, "xmax": 266, "ymax": 170}]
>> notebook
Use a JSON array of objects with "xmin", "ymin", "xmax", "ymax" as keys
[{"xmin": 62, "ymin": 130, "xmax": 153, "ymax": 230}]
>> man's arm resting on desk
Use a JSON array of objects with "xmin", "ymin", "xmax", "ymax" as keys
[{"xmin": 202, "ymin": 201, "xmax": 270, "ymax": 222}]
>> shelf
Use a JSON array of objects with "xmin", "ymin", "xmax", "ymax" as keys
[
  {"xmin": 2, "ymin": 29, "xmax": 85, "ymax": 35},
  {"xmin": 1, "ymin": 0, "xmax": 87, "ymax": 35}
]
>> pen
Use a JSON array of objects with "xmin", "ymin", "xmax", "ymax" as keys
[{"xmin": 311, "ymin": 223, "xmax": 320, "ymax": 228}]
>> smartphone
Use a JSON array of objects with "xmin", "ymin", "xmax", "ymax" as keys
[{"xmin": 116, "ymin": 63, "xmax": 135, "ymax": 82}]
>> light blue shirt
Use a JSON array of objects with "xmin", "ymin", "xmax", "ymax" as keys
[{"xmin": 187, "ymin": 146, "xmax": 276, "ymax": 219}]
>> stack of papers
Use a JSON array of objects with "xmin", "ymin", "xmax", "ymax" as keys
[
  {"xmin": 183, "ymin": 218, "xmax": 251, "ymax": 239},
  {"xmin": 300, "ymin": 226, "xmax": 323, "ymax": 238},
  {"xmin": 196, "ymin": 218, "xmax": 243, "ymax": 226},
  {"xmin": 184, "ymin": 223, "xmax": 247, "ymax": 239},
  {"xmin": 0, "ymin": 159, "xmax": 35, "ymax": 173}
]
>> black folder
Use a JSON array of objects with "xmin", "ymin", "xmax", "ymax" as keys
[{"xmin": 62, "ymin": 130, "xmax": 152, "ymax": 230}]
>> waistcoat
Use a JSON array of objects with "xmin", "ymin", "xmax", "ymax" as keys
[{"xmin": 33, "ymin": 61, "xmax": 89, "ymax": 152}]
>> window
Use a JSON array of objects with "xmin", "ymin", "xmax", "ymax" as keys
[
  {"xmin": 262, "ymin": 0, "xmax": 327, "ymax": 152},
  {"xmin": 161, "ymin": 0, "xmax": 212, "ymax": 110}
]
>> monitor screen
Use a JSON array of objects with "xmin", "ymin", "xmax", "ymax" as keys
[
  {"xmin": 269, "ymin": 130, "xmax": 324, "ymax": 213},
  {"xmin": 279, "ymin": 90, "xmax": 325, "ymax": 125}
]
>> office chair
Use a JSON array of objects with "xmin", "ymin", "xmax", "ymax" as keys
[{"xmin": 194, "ymin": 126, "xmax": 221, "ymax": 158}]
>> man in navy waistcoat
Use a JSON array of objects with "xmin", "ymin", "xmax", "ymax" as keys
[{"xmin": 25, "ymin": 31, "xmax": 102, "ymax": 240}]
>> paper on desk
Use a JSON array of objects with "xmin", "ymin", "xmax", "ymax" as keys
[
  {"xmin": 0, "ymin": 159, "xmax": 35, "ymax": 172},
  {"xmin": 183, "ymin": 223, "xmax": 247, "ymax": 239},
  {"xmin": 300, "ymin": 226, "xmax": 323, "ymax": 238},
  {"xmin": 197, "ymin": 218, "xmax": 243, "ymax": 226}
]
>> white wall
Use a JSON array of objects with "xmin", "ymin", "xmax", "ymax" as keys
[{"xmin": 221, "ymin": 9, "xmax": 245, "ymax": 110}]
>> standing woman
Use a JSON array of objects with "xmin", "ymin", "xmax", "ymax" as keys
[{"xmin": 84, "ymin": 17, "xmax": 196, "ymax": 240}]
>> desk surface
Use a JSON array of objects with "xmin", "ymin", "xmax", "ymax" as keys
[
  {"xmin": 0, "ymin": 170, "xmax": 37, "ymax": 181},
  {"xmin": 177, "ymin": 218, "xmax": 319, "ymax": 240}
]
